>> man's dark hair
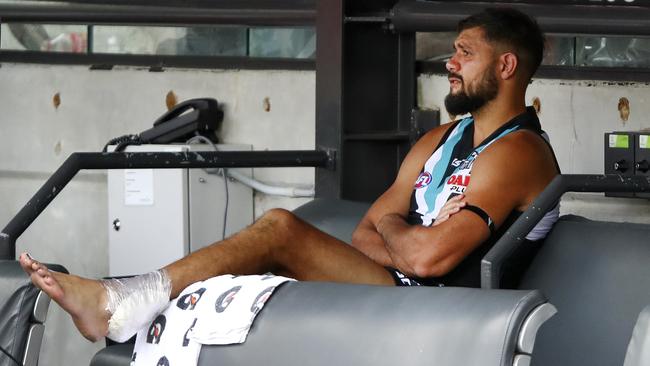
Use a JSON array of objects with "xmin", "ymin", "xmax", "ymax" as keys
[{"xmin": 458, "ymin": 8, "xmax": 545, "ymax": 80}]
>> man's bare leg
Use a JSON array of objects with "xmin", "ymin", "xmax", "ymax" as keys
[
  {"xmin": 20, "ymin": 208, "xmax": 394, "ymax": 342},
  {"xmin": 165, "ymin": 208, "xmax": 395, "ymax": 297}
]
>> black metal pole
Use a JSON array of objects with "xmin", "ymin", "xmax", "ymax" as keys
[
  {"xmin": 314, "ymin": 0, "xmax": 344, "ymax": 200},
  {"xmin": 481, "ymin": 174, "xmax": 650, "ymax": 289},
  {"xmin": 0, "ymin": 150, "xmax": 331, "ymax": 260},
  {"xmin": 0, "ymin": 155, "xmax": 81, "ymax": 260},
  {"xmin": 390, "ymin": 1, "xmax": 650, "ymax": 36}
]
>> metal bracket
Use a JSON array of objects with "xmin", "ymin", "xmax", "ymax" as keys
[{"xmin": 324, "ymin": 149, "xmax": 337, "ymax": 170}]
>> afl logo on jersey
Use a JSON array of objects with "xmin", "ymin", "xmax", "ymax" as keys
[{"xmin": 414, "ymin": 172, "xmax": 432, "ymax": 189}]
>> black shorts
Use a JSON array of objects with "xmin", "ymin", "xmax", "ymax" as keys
[{"xmin": 385, "ymin": 267, "xmax": 422, "ymax": 286}]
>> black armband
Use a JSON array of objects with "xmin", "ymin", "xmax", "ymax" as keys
[{"xmin": 462, "ymin": 204, "xmax": 496, "ymax": 235}]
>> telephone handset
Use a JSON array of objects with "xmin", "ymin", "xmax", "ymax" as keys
[
  {"xmin": 153, "ymin": 98, "xmax": 221, "ymax": 129},
  {"xmin": 103, "ymin": 97, "xmax": 223, "ymax": 152}
]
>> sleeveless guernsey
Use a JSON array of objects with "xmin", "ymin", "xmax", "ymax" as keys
[{"xmin": 400, "ymin": 107, "xmax": 560, "ymax": 287}]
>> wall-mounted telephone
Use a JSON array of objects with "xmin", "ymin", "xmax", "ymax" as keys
[{"xmin": 103, "ymin": 98, "xmax": 224, "ymax": 152}]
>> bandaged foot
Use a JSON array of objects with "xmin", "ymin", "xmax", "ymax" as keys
[
  {"xmin": 19, "ymin": 252, "xmax": 111, "ymax": 342},
  {"xmin": 102, "ymin": 270, "xmax": 172, "ymax": 342},
  {"xmin": 19, "ymin": 252, "xmax": 172, "ymax": 343}
]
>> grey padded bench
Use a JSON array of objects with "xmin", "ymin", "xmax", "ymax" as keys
[
  {"xmin": 0, "ymin": 260, "xmax": 66, "ymax": 366},
  {"xmin": 90, "ymin": 198, "xmax": 555, "ymax": 366},
  {"xmin": 292, "ymin": 198, "xmax": 371, "ymax": 243},
  {"xmin": 517, "ymin": 215, "xmax": 650, "ymax": 366},
  {"xmin": 91, "ymin": 283, "xmax": 554, "ymax": 366},
  {"xmin": 195, "ymin": 283, "xmax": 553, "ymax": 366}
]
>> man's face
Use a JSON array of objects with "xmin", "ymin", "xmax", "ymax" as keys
[{"xmin": 444, "ymin": 27, "xmax": 499, "ymax": 116}]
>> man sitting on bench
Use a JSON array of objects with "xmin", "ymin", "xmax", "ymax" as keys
[{"xmin": 20, "ymin": 7, "xmax": 559, "ymax": 343}]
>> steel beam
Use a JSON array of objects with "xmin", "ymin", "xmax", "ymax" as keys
[
  {"xmin": 0, "ymin": 1, "xmax": 315, "ymax": 26},
  {"xmin": 391, "ymin": 1, "xmax": 650, "ymax": 36}
]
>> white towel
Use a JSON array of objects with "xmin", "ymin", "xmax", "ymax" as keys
[{"xmin": 131, "ymin": 274, "xmax": 294, "ymax": 366}]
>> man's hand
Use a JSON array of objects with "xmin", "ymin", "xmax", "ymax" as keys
[
  {"xmin": 376, "ymin": 213, "xmax": 418, "ymax": 275},
  {"xmin": 351, "ymin": 218, "xmax": 395, "ymax": 267},
  {"xmin": 433, "ymin": 194, "xmax": 466, "ymax": 226},
  {"xmin": 376, "ymin": 213, "xmax": 408, "ymax": 241}
]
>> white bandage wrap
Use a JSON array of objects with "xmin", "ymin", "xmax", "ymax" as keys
[{"xmin": 101, "ymin": 269, "xmax": 172, "ymax": 342}]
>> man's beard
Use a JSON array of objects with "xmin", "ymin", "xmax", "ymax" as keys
[{"xmin": 444, "ymin": 66, "xmax": 499, "ymax": 116}]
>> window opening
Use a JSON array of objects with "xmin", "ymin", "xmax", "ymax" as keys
[{"xmin": 417, "ymin": 32, "xmax": 650, "ymax": 69}]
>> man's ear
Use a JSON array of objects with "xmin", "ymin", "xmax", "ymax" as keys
[{"xmin": 498, "ymin": 53, "xmax": 518, "ymax": 80}]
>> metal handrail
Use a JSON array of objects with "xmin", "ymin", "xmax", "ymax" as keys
[
  {"xmin": 481, "ymin": 174, "xmax": 650, "ymax": 289},
  {"xmin": 0, "ymin": 149, "xmax": 333, "ymax": 260}
]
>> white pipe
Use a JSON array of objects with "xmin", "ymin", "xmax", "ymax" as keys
[
  {"xmin": 226, "ymin": 169, "xmax": 315, "ymax": 198},
  {"xmin": 185, "ymin": 137, "xmax": 314, "ymax": 198}
]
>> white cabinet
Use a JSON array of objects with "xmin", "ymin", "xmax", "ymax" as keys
[{"xmin": 107, "ymin": 144, "xmax": 254, "ymax": 276}]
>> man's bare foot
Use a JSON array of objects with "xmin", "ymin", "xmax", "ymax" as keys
[{"xmin": 19, "ymin": 253, "xmax": 110, "ymax": 342}]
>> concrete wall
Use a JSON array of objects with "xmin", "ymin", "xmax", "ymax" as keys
[
  {"xmin": 0, "ymin": 63, "xmax": 315, "ymax": 365},
  {"xmin": 419, "ymin": 74, "xmax": 650, "ymax": 224}
]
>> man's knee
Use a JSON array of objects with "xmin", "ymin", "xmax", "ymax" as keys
[{"xmin": 259, "ymin": 208, "xmax": 302, "ymax": 232}]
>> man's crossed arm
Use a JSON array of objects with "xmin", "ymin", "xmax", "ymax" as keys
[{"xmin": 351, "ymin": 127, "xmax": 557, "ymax": 279}]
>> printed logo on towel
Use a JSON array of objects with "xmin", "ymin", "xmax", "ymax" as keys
[
  {"xmin": 146, "ymin": 315, "xmax": 167, "ymax": 344},
  {"xmin": 182, "ymin": 318, "xmax": 198, "ymax": 347},
  {"xmin": 215, "ymin": 285, "xmax": 242, "ymax": 313},
  {"xmin": 156, "ymin": 356, "xmax": 170, "ymax": 366},
  {"xmin": 250, "ymin": 286, "xmax": 275, "ymax": 315},
  {"xmin": 414, "ymin": 172, "xmax": 432, "ymax": 189},
  {"xmin": 176, "ymin": 288, "xmax": 207, "ymax": 310}
]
